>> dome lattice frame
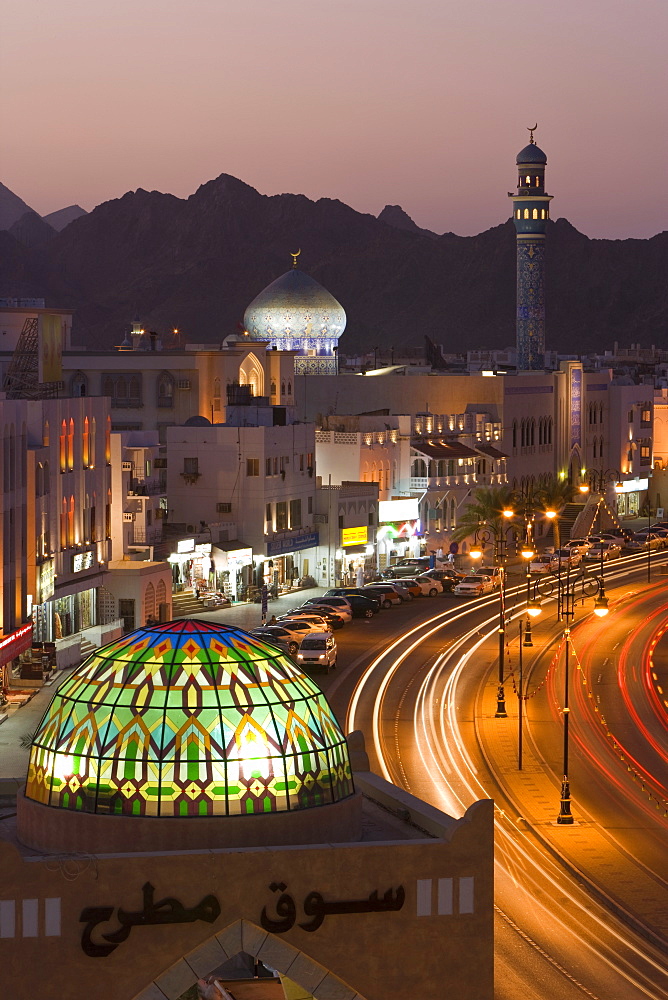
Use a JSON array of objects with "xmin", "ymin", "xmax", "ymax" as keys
[{"xmin": 25, "ymin": 621, "xmax": 353, "ymax": 819}]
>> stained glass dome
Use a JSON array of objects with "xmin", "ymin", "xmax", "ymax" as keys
[{"xmin": 25, "ymin": 620, "xmax": 353, "ymax": 819}]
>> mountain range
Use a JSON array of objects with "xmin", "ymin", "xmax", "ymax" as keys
[{"xmin": 0, "ymin": 175, "xmax": 666, "ymax": 355}]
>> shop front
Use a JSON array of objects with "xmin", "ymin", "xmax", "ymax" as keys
[
  {"xmin": 338, "ymin": 525, "xmax": 376, "ymax": 584},
  {"xmin": 262, "ymin": 530, "xmax": 319, "ymax": 593},
  {"xmin": 31, "ymin": 553, "xmax": 105, "ymax": 642},
  {"xmin": 615, "ymin": 477, "xmax": 649, "ymax": 518},
  {"xmin": 0, "ymin": 623, "xmax": 34, "ymax": 698},
  {"xmin": 376, "ymin": 498, "xmax": 422, "ymax": 571}
]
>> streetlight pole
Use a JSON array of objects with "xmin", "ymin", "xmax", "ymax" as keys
[
  {"xmin": 471, "ymin": 523, "xmax": 509, "ymax": 718},
  {"xmin": 556, "ymin": 574, "xmax": 609, "ymax": 824}
]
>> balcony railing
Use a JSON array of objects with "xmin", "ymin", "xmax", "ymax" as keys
[
  {"xmin": 131, "ymin": 526, "xmax": 162, "ymax": 544},
  {"xmin": 409, "ymin": 473, "xmax": 507, "ymax": 491}
]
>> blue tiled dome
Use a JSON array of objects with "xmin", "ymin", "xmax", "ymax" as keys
[
  {"xmin": 243, "ymin": 269, "xmax": 346, "ymax": 351},
  {"xmin": 516, "ymin": 143, "xmax": 547, "ymax": 164}
]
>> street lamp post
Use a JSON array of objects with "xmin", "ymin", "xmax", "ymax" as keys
[
  {"xmin": 556, "ymin": 574, "xmax": 609, "ymax": 824},
  {"xmin": 470, "ymin": 523, "xmax": 510, "ymax": 718}
]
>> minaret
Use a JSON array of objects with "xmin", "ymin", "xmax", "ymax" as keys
[{"xmin": 509, "ymin": 127, "xmax": 553, "ymax": 370}]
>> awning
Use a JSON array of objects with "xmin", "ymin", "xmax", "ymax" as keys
[{"xmin": 47, "ymin": 572, "xmax": 108, "ymax": 602}]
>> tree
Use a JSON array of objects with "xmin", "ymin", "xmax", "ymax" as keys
[{"xmin": 451, "ymin": 485, "xmax": 515, "ymax": 553}]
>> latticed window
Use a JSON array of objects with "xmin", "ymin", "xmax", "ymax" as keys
[{"xmin": 157, "ymin": 372, "xmax": 174, "ymax": 408}]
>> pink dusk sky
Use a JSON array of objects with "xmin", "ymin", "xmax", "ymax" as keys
[{"xmin": 3, "ymin": 0, "xmax": 667, "ymax": 239}]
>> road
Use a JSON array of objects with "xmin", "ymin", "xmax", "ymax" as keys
[{"xmin": 319, "ymin": 554, "xmax": 668, "ymax": 998}]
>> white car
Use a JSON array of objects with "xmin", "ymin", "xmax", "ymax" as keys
[
  {"xmin": 296, "ymin": 631, "xmax": 338, "ymax": 672},
  {"xmin": 251, "ymin": 621, "xmax": 325, "ymax": 654},
  {"xmin": 530, "ymin": 554, "xmax": 558, "ymax": 574},
  {"xmin": 303, "ymin": 598, "xmax": 353, "ymax": 623},
  {"xmin": 553, "ymin": 548, "xmax": 582, "ymax": 569},
  {"xmin": 277, "ymin": 613, "xmax": 334, "ymax": 633},
  {"xmin": 564, "ymin": 538, "xmax": 591, "ymax": 554},
  {"xmin": 585, "ymin": 541, "xmax": 622, "ymax": 561},
  {"xmin": 453, "ymin": 574, "xmax": 495, "ymax": 596}
]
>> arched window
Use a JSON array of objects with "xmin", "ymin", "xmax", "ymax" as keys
[
  {"xmin": 156, "ymin": 578, "xmax": 166, "ymax": 611},
  {"xmin": 102, "ymin": 376, "xmax": 114, "ymax": 398},
  {"xmin": 599, "ymin": 402, "xmax": 604, "ymax": 424},
  {"xmin": 71, "ymin": 371, "xmax": 88, "ymax": 396},
  {"xmin": 59, "ymin": 420, "xmax": 67, "ymax": 472},
  {"xmin": 547, "ymin": 417, "xmax": 553, "ymax": 445},
  {"xmin": 541, "ymin": 209, "xmax": 546, "ymax": 219},
  {"xmin": 43, "ymin": 460, "xmax": 50, "ymax": 494},
  {"xmin": 105, "ymin": 416, "xmax": 111, "ymax": 464},
  {"xmin": 520, "ymin": 420, "xmax": 526, "ymax": 448},
  {"xmin": 525, "ymin": 175, "xmax": 531, "ymax": 185},
  {"xmin": 412, "ymin": 458, "xmax": 427, "ymax": 478},
  {"xmin": 281, "ymin": 381, "xmax": 286, "ymax": 396},
  {"xmin": 157, "ymin": 372, "xmax": 174, "ymax": 408},
  {"xmin": 145, "ymin": 582, "xmax": 156, "ymax": 623},
  {"xmin": 532, "ymin": 209, "xmax": 538, "ymax": 220},
  {"xmin": 535, "ymin": 176, "xmax": 540, "ymax": 187},
  {"xmin": 128, "ymin": 376, "xmax": 140, "ymax": 402},
  {"xmin": 287, "ymin": 381, "xmax": 292, "ymax": 397},
  {"xmin": 512, "ymin": 421, "xmax": 517, "ymax": 449},
  {"xmin": 68, "ymin": 418, "xmax": 75, "ymax": 470},
  {"xmin": 60, "ymin": 498, "xmax": 67, "ymax": 548},
  {"xmin": 449, "ymin": 497, "xmax": 456, "ymax": 528},
  {"xmin": 90, "ymin": 418, "xmax": 96, "ymax": 467},
  {"xmin": 524, "ymin": 209, "xmax": 530, "ymax": 219},
  {"xmin": 213, "ymin": 377, "xmax": 221, "ymax": 412},
  {"xmin": 68, "ymin": 496, "xmax": 75, "ymax": 546},
  {"xmin": 82, "ymin": 417, "xmax": 90, "ymax": 467},
  {"xmin": 530, "ymin": 419, "xmax": 535, "ymax": 446},
  {"xmin": 516, "ymin": 209, "xmax": 521, "ymax": 219},
  {"xmin": 116, "ymin": 377, "xmax": 127, "ymax": 399},
  {"xmin": 270, "ymin": 381, "xmax": 276, "ymax": 396}
]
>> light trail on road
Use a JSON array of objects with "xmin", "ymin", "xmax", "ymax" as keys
[{"xmin": 344, "ymin": 552, "xmax": 668, "ymax": 999}]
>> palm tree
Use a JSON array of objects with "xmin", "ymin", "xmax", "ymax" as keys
[
  {"xmin": 452, "ymin": 485, "xmax": 515, "ymax": 554},
  {"xmin": 531, "ymin": 477, "xmax": 576, "ymax": 551}
]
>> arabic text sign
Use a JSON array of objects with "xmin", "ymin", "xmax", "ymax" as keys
[
  {"xmin": 570, "ymin": 366, "xmax": 582, "ymax": 450},
  {"xmin": 260, "ymin": 881, "xmax": 405, "ymax": 935},
  {"xmin": 80, "ymin": 882, "xmax": 220, "ymax": 958},
  {"xmin": 341, "ymin": 525, "xmax": 367, "ymax": 547}
]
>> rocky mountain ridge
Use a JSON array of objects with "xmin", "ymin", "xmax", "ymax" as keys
[{"xmin": 0, "ymin": 173, "xmax": 666, "ymax": 354}]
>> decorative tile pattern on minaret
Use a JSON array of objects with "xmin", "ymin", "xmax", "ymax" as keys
[{"xmin": 510, "ymin": 128, "xmax": 553, "ymax": 370}]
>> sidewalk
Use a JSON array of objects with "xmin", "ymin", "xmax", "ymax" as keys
[{"xmin": 476, "ymin": 632, "xmax": 668, "ymax": 950}]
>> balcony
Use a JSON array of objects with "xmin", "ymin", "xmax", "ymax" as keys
[
  {"xmin": 410, "ymin": 473, "xmax": 507, "ymax": 491},
  {"xmin": 131, "ymin": 526, "xmax": 162, "ymax": 545}
]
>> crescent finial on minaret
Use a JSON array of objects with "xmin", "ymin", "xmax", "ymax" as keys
[
  {"xmin": 527, "ymin": 123, "xmax": 538, "ymax": 144},
  {"xmin": 290, "ymin": 249, "xmax": 301, "ymax": 269}
]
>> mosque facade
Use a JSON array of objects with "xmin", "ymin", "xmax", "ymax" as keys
[{"xmin": 243, "ymin": 261, "xmax": 346, "ymax": 376}]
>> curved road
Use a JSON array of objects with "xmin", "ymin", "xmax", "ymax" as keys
[{"xmin": 329, "ymin": 554, "xmax": 668, "ymax": 999}]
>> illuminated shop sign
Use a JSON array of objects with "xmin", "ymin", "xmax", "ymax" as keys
[
  {"xmin": 0, "ymin": 623, "xmax": 33, "ymax": 667},
  {"xmin": 379, "ymin": 498, "xmax": 419, "ymax": 522},
  {"xmin": 616, "ymin": 478, "xmax": 648, "ymax": 494},
  {"xmin": 266, "ymin": 532, "xmax": 319, "ymax": 557},
  {"xmin": 72, "ymin": 552, "xmax": 94, "ymax": 573},
  {"xmin": 177, "ymin": 538, "xmax": 195, "ymax": 554},
  {"xmin": 195, "ymin": 543, "xmax": 212, "ymax": 555},
  {"xmin": 341, "ymin": 526, "xmax": 368, "ymax": 546}
]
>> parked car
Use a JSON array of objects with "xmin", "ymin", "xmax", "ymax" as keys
[
  {"xmin": 381, "ymin": 563, "xmax": 427, "ymax": 579},
  {"xmin": 419, "ymin": 567, "xmax": 464, "ymax": 587},
  {"xmin": 564, "ymin": 538, "xmax": 591, "ymax": 554},
  {"xmin": 416, "ymin": 574, "xmax": 451, "ymax": 596},
  {"xmin": 585, "ymin": 541, "xmax": 622, "ymax": 561},
  {"xmin": 310, "ymin": 594, "xmax": 379, "ymax": 618},
  {"xmin": 453, "ymin": 574, "xmax": 495, "ymax": 597},
  {"xmin": 250, "ymin": 624, "xmax": 319, "ymax": 655},
  {"xmin": 383, "ymin": 577, "xmax": 424, "ymax": 598},
  {"xmin": 249, "ymin": 630, "xmax": 293, "ymax": 657},
  {"xmin": 277, "ymin": 612, "xmax": 334, "ymax": 633},
  {"xmin": 296, "ymin": 631, "xmax": 338, "ymax": 672},
  {"xmin": 324, "ymin": 588, "xmax": 382, "ymax": 610},
  {"xmin": 553, "ymin": 548, "xmax": 582, "ymax": 568},
  {"xmin": 362, "ymin": 584, "xmax": 403, "ymax": 608},
  {"xmin": 587, "ymin": 533, "xmax": 620, "ymax": 545},
  {"xmin": 625, "ymin": 532, "xmax": 665, "ymax": 551},
  {"xmin": 474, "ymin": 566, "xmax": 503, "ymax": 588},
  {"xmin": 286, "ymin": 607, "xmax": 346, "ymax": 629},
  {"xmin": 530, "ymin": 553, "xmax": 559, "ymax": 574},
  {"xmin": 302, "ymin": 598, "xmax": 353, "ymax": 623}
]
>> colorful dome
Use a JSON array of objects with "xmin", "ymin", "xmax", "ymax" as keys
[
  {"xmin": 516, "ymin": 142, "xmax": 547, "ymax": 164},
  {"xmin": 243, "ymin": 268, "xmax": 346, "ymax": 352},
  {"xmin": 25, "ymin": 620, "xmax": 353, "ymax": 819}
]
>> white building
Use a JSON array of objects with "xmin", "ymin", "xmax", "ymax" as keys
[{"xmin": 166, "ymin": 402, "xmax": 317, "ymax": 599}]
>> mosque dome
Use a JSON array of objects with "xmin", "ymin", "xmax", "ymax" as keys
[
  {"xmin": 25, "ymin": 620, "xmax": 354, "ymax": 820},
  {"xmin": 243, "ymin": 268, "xmax": 346, "ymax": 352},
  {"xmin": 516, "ymin": 143, "xmax": 547, "ymax": 164}
]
